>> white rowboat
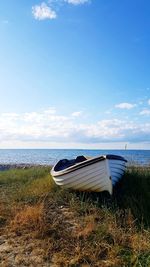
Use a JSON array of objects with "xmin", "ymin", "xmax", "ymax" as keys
[{"xmin": 51, "ymin": 155, "xmax": 127, "ymax": 195}]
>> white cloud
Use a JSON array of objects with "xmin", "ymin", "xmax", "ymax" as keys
[
  {"xmin": 148, "ymin": 99, "xmax": 150, "ymax": 105},
  {"xmin": 0, "ymin": 108, "xmax": 150, "ymax": 146},
  {"xmin": 32, "ymin": 0, "xmax": 91, "ymax": 21},
  {"xmin": 140, "ymin": 109, "xmax": 150, "ymax": 116},
  {"xmin": 43, "ymin": 107, "xmax": 56, "ymax": 114},
  {"xmin": 65, "ymin": 0, "xmax": 90, "ymax": 5},
  {"xmin": 32, "ymin": 2, "xmax": 57, "ymax": 20},
  {"xmin": 71, "ymin": 111, "xmax": 82, "ymax": 117},
  {"xmin": 115, "ymin": 102, "xmax": 136, "ymax": 110}
]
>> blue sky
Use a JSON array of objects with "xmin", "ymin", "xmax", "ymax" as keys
[{"xmin": 0, "ymin": 0, "xmax": 150, "ymax": 149}]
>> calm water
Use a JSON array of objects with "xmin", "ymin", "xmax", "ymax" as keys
[{"xmin": 0, "ymin": 149, "xmax": 150, "ymax": 166}]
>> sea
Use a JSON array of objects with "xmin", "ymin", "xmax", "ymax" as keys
[{"xmin": 0, "ymin": 149, "xmax": 150, "ymax": 166}]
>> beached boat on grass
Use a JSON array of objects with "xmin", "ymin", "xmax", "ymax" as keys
[{"xmin": 51, "ymin": 154, "xmax": 127, "ymax": 195}]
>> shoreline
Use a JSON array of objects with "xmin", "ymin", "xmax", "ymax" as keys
[
  {"xmin": 0, "ymin": 163, "xmax": 149, "ymax": 171},
  {"xmin": 0, "ymin": 163, "xmax": 50, "ymax": 171}
]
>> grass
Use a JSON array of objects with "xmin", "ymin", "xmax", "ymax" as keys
[
  {"xmin": 0, "ymin": 166, "xmax": 150, "ymax": 266},
  {"xmin": 114, "ymin": 166, "xmax": 150, "ymax": 226}
]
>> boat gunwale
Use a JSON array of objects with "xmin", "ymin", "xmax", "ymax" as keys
[{"xmin": 51, "ymin": 155, "xmax": 127, "ymax": 177}]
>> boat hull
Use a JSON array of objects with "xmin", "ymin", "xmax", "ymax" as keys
[{"xmin": 51, "ymin": 155, "xmax": 127, "ymax": 195}]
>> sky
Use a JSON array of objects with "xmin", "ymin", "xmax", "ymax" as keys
[{"xmin": 0, "ymin": 0, "xmax": 150, "ymax": 149}]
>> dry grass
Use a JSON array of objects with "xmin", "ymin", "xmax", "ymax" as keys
[
  {"xmin": 40, "ymin": 202, "xmax": 150, "ymax": 266},
  {"xmin": 10, "ymin": 203, "xmax": 44, "ymax": 234},
  {"xmin": 0, "ymin": 166, "xmax": 150, "ymax": 266}
]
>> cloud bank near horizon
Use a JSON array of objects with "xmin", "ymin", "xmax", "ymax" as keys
[{"xmin": 0, "ymin": 107, "xmax": 150, "ymax": 148}]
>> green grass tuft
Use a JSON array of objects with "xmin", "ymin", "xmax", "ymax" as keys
[{"xmin": 114, "ymin": 166, "xmax": 150, "ymax": 226}]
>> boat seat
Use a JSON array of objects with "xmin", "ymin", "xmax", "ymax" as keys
[
  {"xmin": 54, "ymin": 156, "xmax": 87, "ymax": 171},
  {"xmin": 54, "ymin": 159, "xmax": 76, "ymax": 171},
  {"xmin": 75, "ymin": 155, "xmax": 87, "ymax": 163}
]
